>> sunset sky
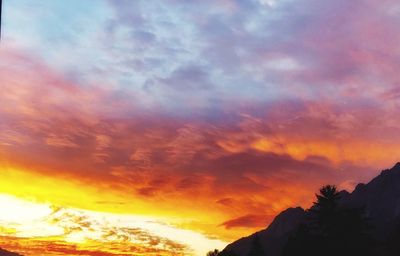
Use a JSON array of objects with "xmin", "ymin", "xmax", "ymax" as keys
[{"xmin": 1, "ymin": 0, "xmax": 400, "ymax": 255}]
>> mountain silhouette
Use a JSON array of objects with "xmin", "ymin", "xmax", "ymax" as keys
[
  {"xmin": 0, "ymin": 248, "xmax": 23, "ymax": 256},
  {"xmin": 219, "ymin": 163, "xmax": 400, "ymax": 256},
  {"xmin": 222, "ymin": 207, "xmax": 305, "ymax": 256}
]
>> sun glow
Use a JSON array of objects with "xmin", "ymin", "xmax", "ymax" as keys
[
  {"xmin": 0, "ymin": 192, "xmax": 226, "ymax": 255},
  {"xmin": 0, "ymin": 164, "xmax": 228, "ymax": 255},
  {"xmin": 0, "ymin": 194, "xmax": 52, "ymax": 223}
]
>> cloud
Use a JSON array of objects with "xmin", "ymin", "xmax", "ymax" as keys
[
  {"xmin": 221, "ymin": 214, "xmax": 274, "ymax": 229},
  {"xmin": 0, "ymin": 49, "xmax": 390, "ymax": 238},
  {"xmin": 3, "ymin": 0, "xmax": 400, "ymax": 245},
  {"xmin": 0, "ymin": 204, "xmax": 190, "ymax": 255},
  {"xmin": 156, "ymin": 65, "xmax": 214, "ymax": 91}
]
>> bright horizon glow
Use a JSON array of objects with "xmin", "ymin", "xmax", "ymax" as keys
[{"xmin": 0, "ymin": 193, "xmax": 227, "ymax": 255}]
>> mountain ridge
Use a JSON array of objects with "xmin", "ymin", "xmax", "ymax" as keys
[
  {"xmin": 221, "ymin": 162, "xmax": 400, "ymax": 256},
  {"xmin": 0, "ymin": 248, "xmax": 23, "ymax": 256}
]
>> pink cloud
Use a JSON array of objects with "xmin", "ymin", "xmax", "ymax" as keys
[{"xmin": 3, "ymin": 0, "xmax": 400, "ymax": 239}]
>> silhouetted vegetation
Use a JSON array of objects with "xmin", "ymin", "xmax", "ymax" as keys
[
  {"xmin": 218, "ymin": 250, "xmax": 238, "ymax": 256},
  {"xmin": 208, "ymin": 249, "xmax": 238, "ymax": 256},
  {"xmin": 282, "ymin": 185, "xmax": 375, "ymax": 256},
  {"xmin": 207, "ymin": 249, "xmax": 221, "ymax": 256}
]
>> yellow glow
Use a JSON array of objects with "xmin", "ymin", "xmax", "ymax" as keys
[
  {"xmin": 0, "ymin": 163, "xmax": 243, "ymax": 241},
  {"xmin": 0, "ymin": 165, "xmax": 187, "ymax": 213},
  {"xmin": 0, "ymin": 194, "xmax": 52, "ymax": 222},
  {"xmin": 0, "ymin": 193, "xmax": 227, "ymax": 255}
]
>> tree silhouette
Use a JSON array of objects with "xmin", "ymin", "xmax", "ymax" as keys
[
  {"xmin": 217, "ymin": 250, "xmax": 238, "ymax": 256},
  {"xmin": 283, "ymin": 185, "xmax": 375, "ymax": 256},
  {"xmin": 206, "ymin": 249, "xmax": 220, "ymax": 256},
  {"xmin": 310, "ymin": 185, "xmax": 340, "ymax": 231}
]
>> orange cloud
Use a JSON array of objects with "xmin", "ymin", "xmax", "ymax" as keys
[
  {"xmin": 1, "ymin": 44, "xmax": 399, "ymax": 249},
  {"xmin": 221, "ymin": 214, "xmax": 274, "ymax": 229}
]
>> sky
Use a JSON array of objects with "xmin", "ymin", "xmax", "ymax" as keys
[{"xmin": 1, "ymin": 0, "xmax": 400, "ymax": 255}]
